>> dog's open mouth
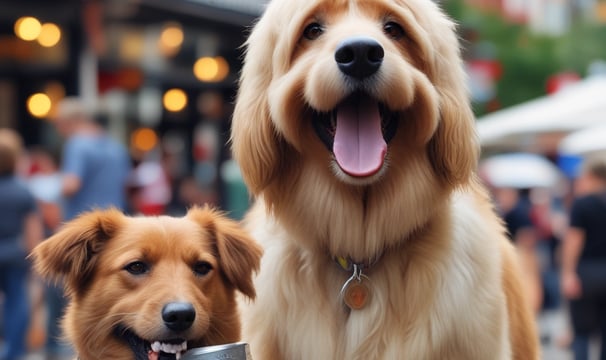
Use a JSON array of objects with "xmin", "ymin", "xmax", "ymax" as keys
[
  {"xmin": 116, "ymin": 326, "xmax": 188, "ymax": 360},
  {"xmin": 312, "ymin": 91, "xmax": 398, "ymax": 177}
]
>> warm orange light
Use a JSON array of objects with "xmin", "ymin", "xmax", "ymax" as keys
[
  {"xmin": 43, "ymin": 82, "xmax": 65, "ymax": 119},
  {"xmin": 194, "ymin": 57, "xmax": 217, "ymax": 81},
  {"xmin": 158, "ymin": 23, "xmax": 184, "ymax": 56},
  {"xmin": 120, "ymin": 32, "xmax": 144, "ymax": 62},
  {"xmin": 38, "ymin": 23, "xmax": 62, "ymax": 47},
  {"xmin": 163, "ymin": 89, "xmax": 188, "ymax": 112},
  {"xmin": 193, "ymin": 56, "xmax": 229, "ymax": 82},
  {"xmin": 14, "ymin": 16, "xmax": 42, "ymax": 41},
  {"xmin": 27, "ymin": 93, "xmax": 52, "ymax": 118},
  {"xmin": 44, "ymin": 82, "xmax": 65, "ymax": 101},
  {"xmin": 131, "ymin": 128, "xmax": 158, "ymax": 152}
]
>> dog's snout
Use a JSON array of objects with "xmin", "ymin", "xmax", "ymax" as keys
[
  {"xmin": 162, "ymin": 302, "xmax": 196, "ymax": 332},
  {"xmin": 335, "ymin": 37, "xmax": 384, "ymax": 80}
]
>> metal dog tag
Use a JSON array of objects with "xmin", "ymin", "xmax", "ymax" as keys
[{"xmin": 339, "ymin": 264, "xmax": 371, "ymax": 310}]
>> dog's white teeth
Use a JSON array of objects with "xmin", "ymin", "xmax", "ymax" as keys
[
  {"xmin": 151, "ymin": 341, "xmax": 188, "ymax": 354},
  {"xmin": 151, "ymin": 341, "xmax": 162, "ymax": 352}
]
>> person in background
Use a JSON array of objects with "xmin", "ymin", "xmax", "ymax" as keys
[
  {"xmin": 0, "ymin": 128, "xmax": 44, "ymax": 360},
  {"xmin": 27, "ymin": 147, "xmax": 73, "ymax": 359},
  {"xmin": 52, "ymin": 97, "xmax": 131, "ymax": 220},
  {"xmin": 494, "ymin": 187, "xmax": 543, "ymax": 313},
  {"xmin": 28, "ymin": 147, "xmax": 63, "ymax": 231},
  {"xmin": 561, "ymin": 158, "xmax": 606, "ymax": 360},
  {"xmin": 494, "ymin": 188, "xmax": 543, "ymax": 313},
  {"xmin": 127, "ymin": 155, "xmax": 172, "ymax": 216}
]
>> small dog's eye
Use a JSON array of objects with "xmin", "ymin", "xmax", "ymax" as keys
[
  {"xmin": 193, "ymin": 261, "xmax": 213, "ymax": 276},
  {"xmin": 124, "ymin": 261, "xmax": 150, "ymax": 275},
  {"xmin": 303, "ymin": 22, "xmax": 324, "ymax": 40},
  {"xmin": 383, "ymin": 21, "xmax": 405, "ymax": 39}
]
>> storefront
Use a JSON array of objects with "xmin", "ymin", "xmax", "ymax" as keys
[{"xmin": 0, "ymin": 0, "xmax": 265, "ymax": 216}]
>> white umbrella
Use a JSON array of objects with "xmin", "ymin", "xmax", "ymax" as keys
[
  {"xmin": 480, "ymin": 153, "xmax": 563, "ymax": 188},
  {"xmin": 559, "ymin": 123, "xmax": 606, "ymax": 156},
  {"xmin": 477, "ymin": 75, "xmax": 606, "ymax": 149}
]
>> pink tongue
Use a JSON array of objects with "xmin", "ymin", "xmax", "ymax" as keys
[{"xmin": 333, "ymin": 95, "xmax": 386, "ymax": 177}]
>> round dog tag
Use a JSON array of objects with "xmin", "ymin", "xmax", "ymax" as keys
[{"xmin": 340, "ymin": 276, "xmax": 371, "ymax": 310}]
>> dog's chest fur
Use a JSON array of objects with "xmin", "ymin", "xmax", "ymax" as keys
[{"xmin": 241, "ymin": 192, "xmax": 512, "ymax": 359}]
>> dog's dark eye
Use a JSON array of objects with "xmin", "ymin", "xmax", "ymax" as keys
[
  {"xmin": 193, "ymin": 261, "xmax": 213, "ymax": 276},
  {"xmin": 383, "ymin": 21, "xmax": 405, "ymax": 39},
  {"xmin": 303, "ymin": 22, "xmax": 324, "ymax": 40},
  {"xmin": 124, "ymin": 261, "xmax": 150, "ymax": 275}
]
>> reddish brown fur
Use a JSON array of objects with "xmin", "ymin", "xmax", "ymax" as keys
[
  {"xmin": 30, "ymin": 206, "xmax": 262, "ymax": 360},
  {"xmin": 501, "ymin": 239, "xmax": 541, "ymax": 359}
]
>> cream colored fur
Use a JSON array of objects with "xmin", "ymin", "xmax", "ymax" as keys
[{"xmin": 231, "ymin": 0, "xmax": 540, "ymax": 358}]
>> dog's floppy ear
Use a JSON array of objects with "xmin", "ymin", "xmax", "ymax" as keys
[
  {"xmin": 427, "ymin": 18, "xmax": 479, "ymax": 186},
  {"xmin": 427, "ymin": 90, "xmax": 478, "ymax": 186},
  {"xmin": 30, "ymin": 208, "xmax": 125, "ymax": 297},
  {"xmin": 188, "ymin": 206, "xmax": 262, "ymax": 299},
  {"xmin": 230, "ymin": 19, "xmax": 285, "ymax": 196}
]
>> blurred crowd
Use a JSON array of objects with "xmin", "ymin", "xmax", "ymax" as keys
[{"xmin": 488, "ymin": 156, "xmax": 606, "ymax": 360}]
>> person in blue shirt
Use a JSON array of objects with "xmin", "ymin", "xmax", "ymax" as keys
[
  {"xmin": 53, "ymin": 97, "xmax": 132, "ymax": 220},
  {"xmin": 0, "ymin": 128, "xmax": 44, "ymax": 360}
]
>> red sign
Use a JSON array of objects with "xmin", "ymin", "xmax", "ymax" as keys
[{"xmin": 546, "ymin": 72, "xmax": 580, "ymax": 94}]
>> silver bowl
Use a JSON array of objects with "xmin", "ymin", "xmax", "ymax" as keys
[{"xmin": 180, "ymin": 342, "xmax": 252, "ymax": 360}]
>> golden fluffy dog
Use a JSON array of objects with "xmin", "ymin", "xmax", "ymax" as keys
[
  {"xmin": 231, "ymin": 0, "xmax": 540, "ymax": 358},
  {"xmin": 31, "ymin": 207, "xmax": 262, "ymax": 360}
]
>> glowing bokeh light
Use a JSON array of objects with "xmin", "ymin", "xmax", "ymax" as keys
[
  {"xmin": 14, "ymin": 16, "xmax": 42, "ymax": 41},
  {"xmin": 37, "ymin": 23, "xmax": 62, "ymax": 47},
  {"xmin": 131, "ymin": 128, "xmax": 158, "ymax": 152},
  {"xmin": 193, "ymin": 56, "xmax": 229, "ymax": 82},
  {"xmin": 27, "ymin": 93, "xmax": 52, "ymax": 118},
  {"xmin": 160, "ymin": 24, "xmax": 183, "ymax": 48},
  {"xmin": 163, "ymin": 88, "xmax": 188, "ymax": 112}
]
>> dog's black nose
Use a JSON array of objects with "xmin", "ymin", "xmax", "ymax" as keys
[
  {"xmin": 162, "ymin": 302, "xmax": 196, "ymax": 332},
  {"xmin": 335, "ymin": 37, "xmax": 384, "ymax": 80}
]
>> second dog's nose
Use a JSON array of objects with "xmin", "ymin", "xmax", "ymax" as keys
[
  {"xmin": 162, "ymin": 302, "xmax": 195, "ymax": 332},
  {"xmin": 335, "ymin": 37, "xmax": 384, "ymax": 80}
]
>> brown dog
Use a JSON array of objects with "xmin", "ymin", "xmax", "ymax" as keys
[
  {"xmin": 31, "ymin": 206, "xmax": 262, "ymax": 360},
  {"xmin": 231, "ymin": 0, "xmax": 540, "ymax": 358}
]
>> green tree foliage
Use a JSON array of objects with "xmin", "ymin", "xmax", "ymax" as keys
[
  {"xmin": 558, "ymin": 21, "xmax": 606, "ymax": 74},
  {"xmin": 442, "ymin": 0, "xmax": 606, "ymax": 116}
]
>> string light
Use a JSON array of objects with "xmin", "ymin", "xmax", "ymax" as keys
[
  {"xmin": 131, "ymin": 128, "xmax": 158, "ymax": 152},
  {"xmin": 38, "ymin": 23, "xmax": 62, "ymax": 47},
  {"xmin": 158, "ymin": 22, "xmax": 183, "ymax": 56},
  {"xmin": 27, "ymin": 93, "xmax": 52, "ymax": 118},
  {"xmin": 193, "ymin": 56, "xmax": 229, "ymax": 82},
  {"xmin": 163, "ymin": 89, "xmax": 188, "ymax": 112},
  {"xmin": 14, "ymin": 16, "xmax": 42, "ymax": 41}
]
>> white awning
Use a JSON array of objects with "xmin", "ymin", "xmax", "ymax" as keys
[
  {"xmin": 480, "ymin": 152, "xmax": 563, "ymax": 189},
  {"xmin": 477, "ymin": 75, "xmax": 606, "ymax": 149},
  {"xmin": 559, "ymin": 123, "xmax": 606, "ymax": 156}
]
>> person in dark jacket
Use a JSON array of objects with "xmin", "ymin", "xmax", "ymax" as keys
[{"xmin": 561, "ymin": 158, "xmax": 606, "ymax": 360}]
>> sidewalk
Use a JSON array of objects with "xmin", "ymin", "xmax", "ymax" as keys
[
  {"xmin": 539, "ymin": 308, "xmax": 573, "ymax": 360},
  {"xmin": 538, "ymin": 307, "xmax": 602, "ymax": 360}
]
